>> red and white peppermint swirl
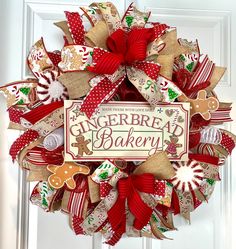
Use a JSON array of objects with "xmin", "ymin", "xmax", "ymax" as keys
[
  {"xmin": 171, "ymin": 160, "xmax": 204, "ymax": 192},
  {"xmin": 37, "ymin": 70, "xmax": 68, "ymax": 104}
]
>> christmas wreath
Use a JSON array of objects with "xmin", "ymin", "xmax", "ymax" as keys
[{"xmin": 1, "ymin": 2, "xmax": 235, "ymax": 245}]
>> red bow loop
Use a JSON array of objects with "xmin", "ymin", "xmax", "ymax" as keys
[
  {"xmin": 89, "ymin": 28, "xmax": 155, "ymax": 75},
  {"xmin": 125, "ymin": 40, "xmax": 147, "ymax": 64},
  {"xmin": 107, "ymin": 174, "xmax": 155, "ymax": 241},
  {"xmin": 106, "ymin": 28, "xmax": 127, "ymax": 55},
  {"xmin": 117, "ymin": 177, "xmax": 132, "ymax": 199},
  {"xmin": 127, "ymin": 28, "xmax": 154, "ymax": 45},
  {"xmin": 131, "ymin": 174, "xmax": 155, "ymax": 193},
  {"xmin": 87, "ymin": 48, "xmax": 123, "ymax": 75},
  {"xmin": 125, "ymin": 28, "xmax": 154, "ymax": 64}
]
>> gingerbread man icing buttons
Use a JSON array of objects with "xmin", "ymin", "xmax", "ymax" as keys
[
  {"xmin": 71, "ymin": 135, "xmax": 93, "ymax": 157},
  {"xmin": 178, "ymin": 90, "xmax": 219, "ymax": 120},
  {"xmin": 47, "ymin": 162, "xmax": 90, "ymax": 189}
]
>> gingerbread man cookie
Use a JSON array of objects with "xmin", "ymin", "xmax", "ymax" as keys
[
  {"xmin": 47, "ymin": 162, "xmax": 90, "ymax": 189},
  {"xmin": 71, "ymin": 135, "xmax": 93, "ymax": 157},
  {"xmin": 165, "ymin": 135, "xmax": 182, "ymax": 157},
  {"xmin": 178, "ymin": 90, "xmax": 219, "ymax": 120}
]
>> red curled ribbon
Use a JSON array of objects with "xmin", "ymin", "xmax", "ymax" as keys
[{"xmin": 107, "ymin": 173, "xmax": 155, "ymax": 245}]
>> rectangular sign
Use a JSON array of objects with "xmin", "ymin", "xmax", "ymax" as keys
[{"xmin": 64, "ymin": 101, "xmax": 190, "ymax": 161}]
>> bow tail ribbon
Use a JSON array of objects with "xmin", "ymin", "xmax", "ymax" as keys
[
  {"xmin": 80, "ymin": 72, "xmax": 125, "ymax": 118},
  {"xmin": 107, "ymin": 174, "xmax": 155, "ymax": 245},
  {"xmin": 126, "ymin": 63, "xmax": 161, "ymax": 106}
]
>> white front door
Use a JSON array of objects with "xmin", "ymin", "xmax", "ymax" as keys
[{"xmin": 0, "ymin": 0, "xmax": 236, "ymax": 249}]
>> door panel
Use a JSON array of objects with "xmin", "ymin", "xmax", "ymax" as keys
[{"xmin": 1, "ymin": 0, "xmax": 235, "ymax": 249}]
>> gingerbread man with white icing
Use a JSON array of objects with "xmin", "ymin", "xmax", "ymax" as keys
[
  {"xmin": 47, "ymin": 162, "xmax": 90, "ymax": 189},
  {"xmin": 179, "ymin": 90, "xmax": 219, "ymax": 120}
]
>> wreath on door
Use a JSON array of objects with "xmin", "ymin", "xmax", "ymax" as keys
[{"xmin": 0, "ymin": 2, "xmax": 235, "ymax": 245}]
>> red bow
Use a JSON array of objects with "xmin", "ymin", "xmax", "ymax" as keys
[
  {"xmin": 87, "ymin": 28, "xmax": 155, "ymax": 75},
  {"xmin": 80, "ymin": 28, "xmax": 161, "ymax": 118},
  {"xmin": 107, "ymin": 173, "xmax": 155, "ymax": 245}
]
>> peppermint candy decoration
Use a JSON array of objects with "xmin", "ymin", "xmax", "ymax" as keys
[
  {"xmin": 37, "ymin": 70, "xmax": 68, "ymax": 104},
  {"xmin": 171, "ymin": 160, "xmax": 204, "ymax": 192}
]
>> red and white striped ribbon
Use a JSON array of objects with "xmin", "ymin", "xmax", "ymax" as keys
[
  {"xmin": 188, "ymin": 55, "xmax": 215, "ymax": 97},
  {"xmin": 209, "ymin": 107, "xmax": 232, "ymax": 124},
  {"xmin": 195, "ymin": 143, "xmax": 216, "ymax": 156},
  {"xmin": 25, "ymin": 146, "xmax": 48, "ymax": 166},
  {"xmin": 67, "ymin": 177, "xmax": 88, "ymax": 218}
]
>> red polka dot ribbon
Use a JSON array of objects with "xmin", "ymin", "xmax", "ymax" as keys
[
  {"xmin": 9, "ymin": 129, "xmax": 39, "ymax": 162},
  {"xmin": 154, "ymin": 180, "xmax": 166, "ymax": 197},
  {"xmin": 132, "ymin": 61, "xmax": 160, "ymax": 80},
  {"xmin": 65, "ymin": 11, "xmax": 85, "ymax": 45},
  {"xmin": 152, "ymin": 23, "xmax": 170, "ymax": 39},
  {"xmin": 80, "ymin": 76, "xmax": 125, "ymax": 118},
  {"xmin": 220, "ymin": 132, "xmax": 235, "ymax": 154},
  {"xmin": 8, "ymin": 106, "xmax": 24, "ymax": 124},
  {"xmin": 100, "ymin": 181, "xmax": 113, "ymax": 199},
  {"xmin": 47, "ymin": 51, "xmax": 61, "ymax": 66},
  {"xmin": 72, "ymin": 215, "xmax": 84, "ymax": 235}
]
